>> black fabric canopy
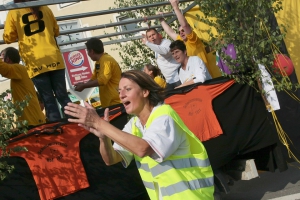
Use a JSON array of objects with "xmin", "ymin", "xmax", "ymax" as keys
[
  {"xmin": 1, "ymin": 77, "xmax": 297, "ymax": 199},
  {"xmin": 0, "ymin": 105, "xmax": 149, "ymax": 200},
  {"xmin": 166, "ymin": 77, "xmax": 288, "ymax": 172}
]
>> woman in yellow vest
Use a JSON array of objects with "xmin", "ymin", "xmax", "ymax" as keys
[
  {"xmin": 143, "ymin": 63, "xmax": 166, "ymax": 88},
  {"xmin": 3, "ymin": 0, "xmax": 71, "ymax": 122},
  {"xmin": 64, "ymin": 70, "xmax": 214, "ymax": 200}
]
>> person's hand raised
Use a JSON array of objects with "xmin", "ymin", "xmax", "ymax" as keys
[
  {"xmin": 157, "ymin": 11, "xmax": 165, "ymax": 22},
  {"xmin": 65, "ymin": 102, "xmax": 108, "ymax": 138},
  {"xmin": 64, "ymin": 102, "xmax": 98, "ymax": 128},
  {"xmin": 169, "ymin": 0, "xmax": 180, "ymax": 8},
  {"xmin": 141, "ymin": 33, "xmax": 147, "ymax": 44}
]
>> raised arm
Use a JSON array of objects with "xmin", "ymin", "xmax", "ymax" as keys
[
  {"xmin": 170, "ymin": 0, "xmax": 192, "ymax": 35},
  {"xmin": 142, "ymin": 33, "xmax": 171, "ymax": 55},
  {"xmin": 65, "ymin": 102, "xmax": 155, "ymax": 162},
  {"xmin": 159, "ymin": 14, "xmax": 178, "ymax": 40},
  {"xmin": 98, "ymin": 108, "xmax": 123, "ymax": 165},
  {"xmin": 146, "ymin": 41, "xmax": 171, "ymax": 55}
]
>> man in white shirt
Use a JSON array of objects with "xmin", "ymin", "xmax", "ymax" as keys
[
  {"xmin": 141, "ymin": 28, "xmax": 181, "ymax": 90},
  {"xmin": 170, "ymin": 40, "xmax": 212, "ymax": 88}
]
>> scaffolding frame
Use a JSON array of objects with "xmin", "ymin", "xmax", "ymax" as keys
[
  {"xmin": 0, "ymin": 0, "xmax": 86, "ymax": 11},
  {"xmin": 0, "ymin": 0, "xmax": 196, "ymax": 46}
]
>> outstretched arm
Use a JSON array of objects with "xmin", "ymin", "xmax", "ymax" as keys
[
  {"xmin": 74, "ymin": 79, "xmax": 99, "ymax": 92},
  {"xmin": 170, "ymin": 0, "xmax": 192, "ymax": 35},
  {"xmin": 142, "ymin": 33, "xmax": 172, "ymax": 55},
  {"xmin": 159, "ymin": 14, "xmax": 178, "ymax": 40},
  {"xmin": 65, "ymin": 102, "xmax": 155, "ymax": 161},
  {"xmin": 98, "ymin": 108, "xmax": 123, "ymax": 166}
]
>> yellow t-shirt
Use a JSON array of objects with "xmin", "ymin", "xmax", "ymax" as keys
[
  {"xmin": 91, "ymin": 53, "xmax": 121, "ymax": 108},
  {"xmin": 154, "ymin": 76, "xmax": 166, "ymax": 88},
  {"xmin": 177, "ymin": 31, "xmax": 221, "ymax": 78},
  {"xmin": 3, "ymin": 6, "xmax": 65, "ymax": 78},
  {"xmin": 0, "ymin": 60, "xmax": 46, "ymax": 126},
  {"xmin": 177, "ymin": 31, "xmax": 207, "ymax": 65}
]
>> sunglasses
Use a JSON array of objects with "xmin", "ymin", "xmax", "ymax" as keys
[
  {"xmin": 95, "ymin": 64, "xmax": 100, "ymax": 70},
  {"xmin": 179, "ymin": 29, "xmax": 185, "ymax": 34}
]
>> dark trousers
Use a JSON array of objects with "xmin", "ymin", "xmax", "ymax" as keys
[{"xmin": 32, "ymin": 69, "xmax": 71, "ymax": 122}]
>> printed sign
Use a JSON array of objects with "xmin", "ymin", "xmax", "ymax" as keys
[{"xmin": 63, "ymin": 49, "xmax": 93, "ymax": 86}]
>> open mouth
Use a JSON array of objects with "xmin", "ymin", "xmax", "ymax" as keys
[{"xmin": 123, "ymin": 101, "xmax": 130, "ymax": 107}]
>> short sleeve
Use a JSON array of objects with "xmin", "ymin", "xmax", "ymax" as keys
[
  {"xmin": 186, "ymin": 31, "xmax": 200, "ymax": 44},
  {"xmin": 176, "ymin": 35, "xmax": 183, "ymax": 41},
  {"xmin": 3, "ymin": 11, "xmax": 18, "ymax": 44},
  {"xmin": 98, "ymin": 60, "xmax": 113, "ymax": 85},
  {"xmin": 47, "ymin": 7, "xmax": 59, "ymax": 37},
  {"xmin": 143, "ymin": 115, "xmax": 184, "ymax": 162}
]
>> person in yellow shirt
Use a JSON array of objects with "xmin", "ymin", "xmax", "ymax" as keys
[
  {"xmin": 3, "ymin": 0, "xmax": 71, "ymax": 122},
  {"xmin": 0, "ymin": 47, "xmax": 45, "ymax": 127},
  {"xmin": 159, "ymin": 0, "xmax": 221, "ymax": 78},
  {"xmin": 143, "ymin": 63, "xmax": 166, "ymax": 88},
  {"xmin": 74, "ymin": 38, "xmax": 121, "ymax": 108}
]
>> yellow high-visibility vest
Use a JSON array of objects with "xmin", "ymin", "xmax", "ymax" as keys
[{"xmin": 132, "ymin": 104, "xmax": 214, "ymax": 200}]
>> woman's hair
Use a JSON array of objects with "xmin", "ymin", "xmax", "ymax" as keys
[
  {"xmin": 169, "ymin": 40, "xmax": 187, "ymax": 52},
  {"xmin": 144, "ymin": 63, "xmax": 161, "ymax": 77},
  {"xmin": 121, "ymin": 70, "xmax": 165, "ymax": 107},
  {"xmin": 14, "ymin": 0, "xmax": 41, "ymax": 19}
]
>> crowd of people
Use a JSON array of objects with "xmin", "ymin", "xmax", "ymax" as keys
[{"xmin": 1, "ymin": 0, "xmax": 216, "ymax": 199}]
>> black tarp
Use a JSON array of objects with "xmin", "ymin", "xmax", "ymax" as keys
[
  {"xmin": 1, "ymin": 77, "xmax": 298, "ymax": 199},
  {"xmin": 0, "ymin": 104, "xmax": 149, "ymax": 200},
  {"xmin": 166, "ymin": 77, "xmax": 288, "ymax": 172}
]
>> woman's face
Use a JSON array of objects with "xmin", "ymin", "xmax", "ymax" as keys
[
  {"xmin": 119, "ymin": 78, "xmax": 149, "ymax": 115},
  {"xmin": 171, "ymin": 48, "xmax": 187, "ymax": 64},
  {"xmin": 143, "ymin": 67, "xmax": 153, "ymax": 77}
]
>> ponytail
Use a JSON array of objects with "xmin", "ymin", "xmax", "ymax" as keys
[{"xmin": 14, "ymin": 0, "xmax": 41, "ymax": 19}]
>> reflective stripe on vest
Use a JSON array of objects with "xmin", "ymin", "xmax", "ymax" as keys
[
  {"xmin": 132, "ymin": 104, "xmax": 214, "ymax": 199},
  {"xmin": 137, "ymin": 157, "xmax": 211, "ymax": 177},
  {"xmin": 160, "ymin": 177, "xmax": 214, "ymax": 196},
  {"xmin": 142, "ymin": 176, "xmax": 214, "ymax": 196}
]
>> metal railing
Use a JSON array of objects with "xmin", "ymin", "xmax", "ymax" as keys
[
  {"xmin": 0, "ymin": 0, "xmax": 87, "ymax": 11},
  {"xmin": 0, "ymin": 0, "xmax": 196, "ymax": 46}
]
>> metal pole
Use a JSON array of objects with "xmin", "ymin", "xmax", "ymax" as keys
[
  {"xmin": 55, "ymin": 0, "xmax": 194, "ymax": 21},
  {"xmin": 58, "ymin": 13, "xmax": 175, "ymax": 35},
  {"xmin": 0, "ymin": 1, "xmax": 197, "ymax": 46},
  {"xmin": 0, "ymin": 0, "xmax": 193, "ymax": 29},
  {"xmin": 0, "ymin": 13, "xmax": 172, "ymax": 44},
  {"xmin": 0, "ymin": 0, "xmax": 86, "ymax": 11},
  {"xmin": 103, "ymin": 2, "xmax": 197, "ymax": 46},
  {"xmin": 56, "ymin": 2, "xmax": 197, "ymax": 46}
]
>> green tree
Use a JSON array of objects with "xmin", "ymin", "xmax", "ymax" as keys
[
  {"xmin": 111, "ymin": 0, "xmax": 188, "ymax": 70},
  {"xmin": 0, "ymin": 90, "xmax": 29, "ymax": 181},
  {"xmin": 196, "ymin": 0, "xmax": 298, "ymax": 91}
]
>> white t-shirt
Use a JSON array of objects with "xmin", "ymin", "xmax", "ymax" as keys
[
  {"xmin": 113, "ymin": 104, "xmax": 190, "ymax": 168},
  {"xmin": 146, "ymin": 39, "xmax": 180, "ymax": 84},
  {"xmin": 179, "ymin": 56, "xmax": 212, "ymax": 84}
]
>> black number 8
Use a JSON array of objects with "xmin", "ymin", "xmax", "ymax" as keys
[{"xmin": 22, "ymin": 11, "xmax": 45, "ymax": 36}]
